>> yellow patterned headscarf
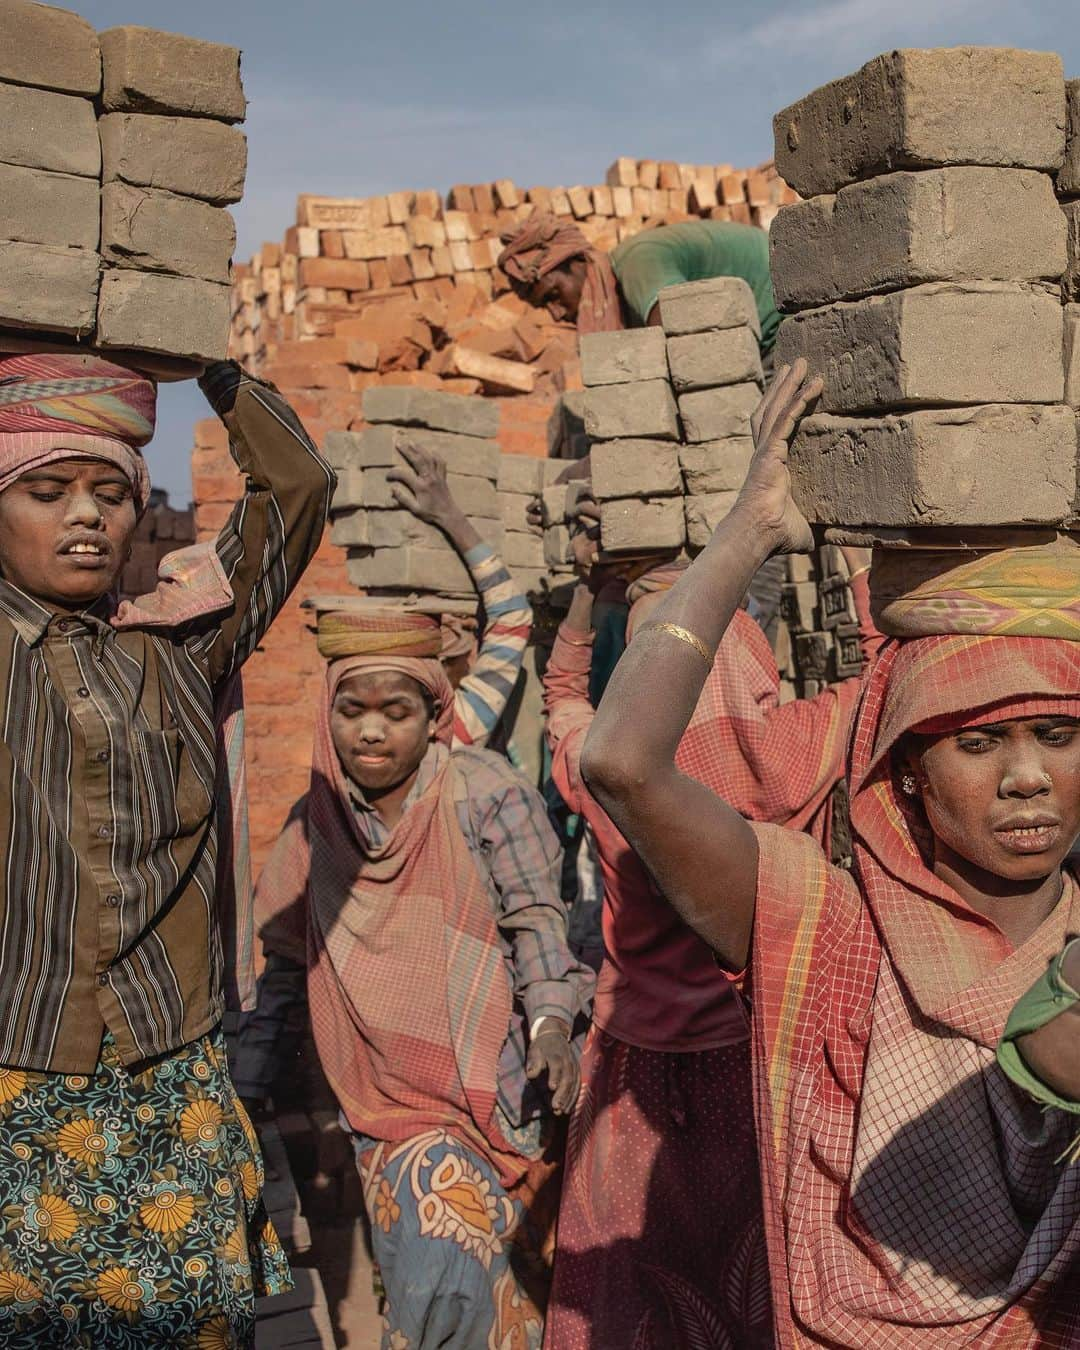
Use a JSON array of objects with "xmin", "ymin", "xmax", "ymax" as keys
[{"xmin": 870, "ymin": 534, "xmax": 1080, "ymax": 639}]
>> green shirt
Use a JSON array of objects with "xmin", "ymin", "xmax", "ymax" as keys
[{"xmin": 610, "ymin": 220, "xmax": 781, "ymax": 352}]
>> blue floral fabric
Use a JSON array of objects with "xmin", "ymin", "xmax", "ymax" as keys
[{"xmin": 0, "ymin": 1029, "xmax": 290, "ymax": 1348}]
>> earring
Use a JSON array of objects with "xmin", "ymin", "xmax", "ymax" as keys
[{"xmin": 900, "ymin": 774, "xmax": 917, "ymax": 796}]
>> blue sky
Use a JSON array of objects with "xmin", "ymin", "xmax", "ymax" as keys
[{"xmin": 76, "ymin": 0, "xmax": 1078, "ymax": 501}]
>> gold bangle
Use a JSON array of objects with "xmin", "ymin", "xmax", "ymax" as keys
[
  {"xmin": 648, "ymin": 622, "xmax": 712, "ymax": 665},
  {"xmin": 847, "ymin": 564, "xmax": 871, "ymax": 581}
]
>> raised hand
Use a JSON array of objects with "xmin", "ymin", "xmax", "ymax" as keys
[{"xmin": 386, "ymin": 442, "xmax": 462, "ymax": 530}]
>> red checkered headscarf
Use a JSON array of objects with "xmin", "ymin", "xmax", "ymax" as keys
[
  {"xmin": 498, "ymin": 211, "xmax": 623, "ymax": 333},
  {"xmin": 0, "ymin": 353, "xmax": 155, "ymax": 510}
]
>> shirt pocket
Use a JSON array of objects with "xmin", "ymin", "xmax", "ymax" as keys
[{"xmin": 131, "ymin": 726, "xmax": 214, "ymax": 838}]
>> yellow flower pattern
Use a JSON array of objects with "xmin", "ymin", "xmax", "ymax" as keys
[{"xmin": 0, "ymin": 1030, "xmax": 290, "ymax": 1345}]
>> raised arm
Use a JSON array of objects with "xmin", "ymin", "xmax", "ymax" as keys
[
  {"xmin": 387, "ymin": 443, "xmax": 534, "ymax": 748},
  {"xmin": 580, "ymin": 361, "xmax": 822, "ymax": 969},
  {"xmin": 198, "ymin": 361, "xmax": 336, "ymax": 683}
]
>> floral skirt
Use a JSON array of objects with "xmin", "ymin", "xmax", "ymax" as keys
[
  {"xmin": 543, "ymin": 1031, "xmax": 772, "ymax": 1350},
  {"xmin": 0, "ymin": 1028, "xmax": 290, "ymax": 1348},
  {"xmin": 354, "ymin": 1126, "xmax": 561, "ymax": 1350}
]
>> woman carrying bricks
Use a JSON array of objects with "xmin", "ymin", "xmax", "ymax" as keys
[
  {"xmin": 581, "ymin": 359, "xmax": 1080, "ymax": 1347},
  {"xmin": 255, "ymin": 604, "xmax": 594, "ymax": 1349},
  {"xmin": 0, "ymin": 353, "xmax": 335, "ymax": 1346}
]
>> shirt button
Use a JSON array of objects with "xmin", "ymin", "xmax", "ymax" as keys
[
  {"xmin": 97, "ymin": 824, "xmax": 112, "ymax": 840},
  {"xmin": 77, "ymin": 686, "xmax": 90, "ymax": 698},
  {"xmin": 105, "ymin": 894, "xmax": 120, "ymax": 908},
  {"xmin": 97, "ymin": 973, "xmax": 108, "ymax": 988},
  {"xmin": 95, "ymin": 750, "xmax": 110, "ymax": 763}
]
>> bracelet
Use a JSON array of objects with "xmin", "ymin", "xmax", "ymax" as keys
[
  {"xmin": 847, "ymin": 564, "xmax": 871, "ymax": 581},
  {"xmin": 559, "ymin": 632, "xmax": 594, "ymax": 647},
  {"xmin": 647, "ymin": 622, "xmax": 712, "ymax": 665}
]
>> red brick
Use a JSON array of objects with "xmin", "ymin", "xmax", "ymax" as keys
[
  {"xmin": 320, "ymin": 229, "xmax": 344, "ymax": 259},
  {"xmin": 298, "ymin": 257, "xmax": 373, "ymax": 289},
  {"xmin": 263, "ymin": 360, "xmax": 351, "ymax": 390}
]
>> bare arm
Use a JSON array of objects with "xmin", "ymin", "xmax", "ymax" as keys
[
  {"xmin": 580, "ymin": 362, "xmax": 822, "ymax": 969},
  {"xmin": 1015, "ymin": 941, "xmax": 1080, "ymax": 1103}
]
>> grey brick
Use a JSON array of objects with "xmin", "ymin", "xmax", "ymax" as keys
[
  {"xmin": 774, "ymin": 47, "xmax": 1066, "ymax": 199},
  {"xmin": 658, "ymin": 277, "xmax": 760, "ymax": 338},
  {"xmin": 499, "ymin": 493, "xmax": 536, "ymax": 533},
  {"xmin": 820, "ymin": 575, "xmax": 857, "ymax": 630},
  {"xmin": 497, "ymin": 455, "xmax": 544, "ymax": 494},
  {"xmin": 590, "ymin": 440, "xmax": 681, "ymax": 500},
  {"xmin": 100, "ymin": 26, "xmax": 246, "ymax": 121},
  {"xmin": 95, "ymin": 269, "xmax": 230, "ymax": 362},
  {"xmin": 0, "ymin": 2, "xmax": 101, "ymax": 95},
  {"xmin": 542, "ymin": 525, "xmax": 573, "ymax": 567},
  {"xmin": 1065, "ymin": 304, "xmax": 1080, "ymax": 408},
  {"xmin": 678, "ymin": 383, "xmax": 761, "ymax": 443},
  {"xmin": 780, "ymin": 581, "xmax": 819, "ymax": 631},
  {"xmin": 346, "ymin": 548, "xmax": 474, "ymax": 595},
  {"xmin": 331, "ymin": 424, "xmax": 499, "ymax": 479},
  {"xmin": 685, "ymin": 493, "xmax": 738, "ymax": 549},
  {"xmin": 99, "ymin": 112, "xmax": 247, "ymax": 206},
  {"xmin": 583, "ymin": 380, "xmax": 679, "ymax": 441},
  {"xmin": 0, "ymin": 82, "xmax": 99, "ymax": 176},
  {"xmin": 580, "ymin": 328, "xmax": 668, "ymax": 386},
  {"xmin": 363, "ymin": 386, "xmax": 499, "ymax": 438},
  {"xmin": 679, "ymin": 438, "xmax": 755, "ymax": 493},
  {"xmin": 774, "ymin": 282, "xmax": 1064, "ymax": 414},
  {"xmin": 0, "ymin": 162, "xmax": 98, "ymax": 249},
  {"xmin": 600, "ymin": 498, "xmax": 686, "ymax": 552},
  {"xmin": 330, "ymin": 468, "xmax": 365, "ymax": 511},
  {"xmin": 771, "ymin": 168, "xmax": 1067, "ymax": 310},
  {"xmin": 0, "ymin": 239, "xmax": 99, "ymax": 336},
  {"xmin": 1060, "ymin": 79, "xmax": 1080, "ymax": 197},
  {"xmin": 540, "ymin": 482, "xmax": 586, "ymax": 528},
  {"xmin": 666, "ymin": 327, "xmax": 763, "ymax": 392},
  {"xmin": 1064, "ymin": 200, "xmax": 1080, "ymax": 301},
  {"xmin": 789, "ymin": 404, "xmax": 1076, "ymax": 527},
  {"xmin": 101, "ymin": 182, "xmax": 235, "ymax": 283}
]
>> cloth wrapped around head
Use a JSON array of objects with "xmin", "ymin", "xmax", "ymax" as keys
[
  {"xmin": 316, "ymin": 608, "xmax": 456, "ymax": 745},
  {"xmin": 439, "ymin": 613, "xmax": 479, "ymax": 662},
  {"xmin": 498, "ymin": 211, "xmax": 623, "ymax": 334},
  {"xmin": 0, "ymin": 352, "xmax": 155, "ymax": 510}
]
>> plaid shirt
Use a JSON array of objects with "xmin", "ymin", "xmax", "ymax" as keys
[
  {"xmin": 236, "ymin": 746, "xmax": 594, "ymax": 1122},
  {"xmin": 0, "ymin": 370, "xmax": 334, "ymax": 1073}
]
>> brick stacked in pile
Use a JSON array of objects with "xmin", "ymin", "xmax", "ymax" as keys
[
  {"xmin": 499, "ymin": 455, "xmax": 572, "ymax": 594},
  {"xmin": 326, "ymin": 387, "xmax": 502, "ymax": 597},
  {"xmin": 1058, "ymin": 79, "xmax": 1080, "ymax": 409},
  {"xmin": 227, "ymin": 158, "xmax": 795, "ymax": 456},
  {"xmin": 778, "ymin": 550, "xmax": 863, "ymax": 699},
  {"xmin": 770, "ymin": 47, "xmax": 1074, "ymax": 534},
  {"xmin": 0, "ymin": 2, "xmax": 246, "ymax": 362}
]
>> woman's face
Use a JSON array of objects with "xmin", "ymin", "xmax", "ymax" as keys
[
  {"xmin": 903, "ymin": 716, "xmax": 1080, "ymax": 887},
  {"xmin": 330, "ymin": 670, "xmax": 436, "ymax": 794}
]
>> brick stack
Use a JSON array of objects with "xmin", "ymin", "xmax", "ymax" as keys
[
  {"xmin": 496, "ymin": 454, "xmax": 567, "ymax": 592},
  {"xmin": 325, "ymin": 388, "xmax": 502, "ymax": 597},
  {"xmin": 1058, "ymin": 79, "xmax": 1080, "ymax": 408},
  {"xmin": 770, "ymin": 47, "xmax": 1074, "ymax": 538},
  {"xmin": 778, "ymin": 549, "xmax": 863, "ymax": 698},
  {"xmin": 0, "ymin": 2, "xmax": 246, "ymax": 365}
]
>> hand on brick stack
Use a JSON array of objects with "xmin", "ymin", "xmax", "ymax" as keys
[{"xmin": 386, "ymin": 442, "xmax": 479, "ymax": 555}]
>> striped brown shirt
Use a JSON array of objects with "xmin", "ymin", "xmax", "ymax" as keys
[{"xmin": 0, "ymin": 371, "xmax": 334, "ymax": 1073}]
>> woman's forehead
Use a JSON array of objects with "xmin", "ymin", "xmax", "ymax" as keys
[{"xmin": 335, "ymin": 669, "xmax": 425, "ymax": 701}]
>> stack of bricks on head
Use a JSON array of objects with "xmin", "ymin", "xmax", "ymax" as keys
[
  {"xmin": 771, "ymin": 47, "xmax": 1077, "ymax": 539},
  {"xmin": 0, "ymin": 1, "xmax": 246, "ymax": 365}
]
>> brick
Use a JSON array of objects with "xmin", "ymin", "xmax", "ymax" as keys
[
  {"xmin": 96, "ymin": 269, "xmax": 231, "ymax": 361},
  {"xmin": 600, "ymin": 498, "xmax": 686, "ymax": 552},
  {"xmin": 341, "ymin": 226, "xmax": 410, "ymax": 259},
  {"xmin": 1065, "ymin": 304, "xmax": 1080, "ymax": 408},
  {"xmin": 780, "ymin": 581, "xmax": 819, "ymax": 631},
  {"xmin": 770, "ymin": 168, "xmax": 1066, "ymax": 309},
  {"xmin": 270, "ymin": 337, "xmax": 376, "ymax": 368},
  {"xmin": 583, "ymin": 380, "xmax": 679, "ymax": 441},
  {"xmin": 364, "ymin": 511, "xmax": 457, "ymax": 552},
  {"xmin": 679, "ymin": 438, "xmax": 755, "ymax": 493},
  {"xmin": 1064, "ymin": 201, "xmax": 1080, "ymax": 301},
  {"xmin": 0, "ymin": 82, "xmax": 99, "ymax": 176},
  {"xmin": 497, "ymin": 455, "xmax": 544, "ymax": 494},
  {"xmin": 100, "ymin": 26, "xmax": 245, "ymax": 122},
  {"xmin": 658, "ymin": 277, "xmax": 760, "ymax": 338},
  {"xmin": 325, "ymin": 424, "xmax": 499, "ymax": 480},
  {"xmin": 1060, "ymin": 79, "xmax": 1080, "ymax": 196},
  {"xmin": 684, "ymin": 492, "xmax": 738, "ymax": 549},
  {"xmin": 775, "ymin": 282, "xmax": 1064, "ymax": 414},
  {"xmin": 579, "ymin": 327, "xmax": 668, "ymax": 386},
  {"xmin": 346, "ymin": 548, "xmax": 474, "ymax": 595},
  {"xmin": 504, "ymin": 531, "xmax": 545, "ymax": 568},
  {"xmin": 666, "ymin": 327, "xmax": 763, "ymax": 392},
  {"xmin": 0, "ymin": 162, "xmax": 98, "ymax": 249},
  {"xmin": 99, "ymin": 112, "xmax": 247, "ymax": 205},
  {"xmin": 789, "ymin": 404, "xmax": 1076, "ymax": 527},
  {"xmin": 541, "ymin": 482, "xmax": 586, "ymax": 528},
  {"xmin": 0, "ymin": 1, "xmax": 101, "ymax": 95},
  {"xmin": 101, "ymin": 182, "xmax": 235, "ymax": 283},
  {"xmin": 678, "ymin": 383, "xmax": 761, "ymax": 442},
  {"xmin": 834, "ymin": 624, "xmax": 864, "ymax": 678},
  {"xmin": 820, "ymin": 575, "xmax": 857, "ymax": 630},
  {"xmin": 298, "ymin": 257, "xmax": 377, "ymax": 290},
  {"xmin": 0, "ymin": 239, "xmax": 99, "ymax": 335},
  {"xmin": 445, "ymin": 346, "xmax": 536, "ymax": 394},
  {"xmin": 499, "ymin": 492, "xmax": 536, "ymax": 533},
  {"xmin": 590, "ymin": 441, "xmax": 681, "ymax": 500},
  {"xmin": 329, "ymin": 468, "xmax": 365, "ymax": 510},
  {"xmin": 606, "ymin": 157, "xmax": 638, "ymax": 188},
  {"xmin": 298, "ymin": 196, "xmax": 390, "ymax": 230},
  {"xmin": 362, "ymin": 386, "xmax": 499, "ymax": 438},
  {"xmin": 329, "ymin": 511, "xmax": 369, "ymax": 548},
  {"xmin": 543, "ymin": 525, "xmax": 573, "ymax": 567},
  {"xmin": 774, "ymin": 48, "xmax": 1066, "ymax": 199}
]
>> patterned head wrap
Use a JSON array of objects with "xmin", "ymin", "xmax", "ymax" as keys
[
  {"xmin": 439, "ymin": 613, "xmax": 479, "ymax": 662},
  {"xmin": 0, "ymin": 353, "xmax": 155, "ymax": 510},
  {"xmin": 869, "ymin": 535, "xmax": 1080, "ymax": 639},
  {"xmin": 498, "ymin": 211, "xmax": 623, "ymax": 334}
]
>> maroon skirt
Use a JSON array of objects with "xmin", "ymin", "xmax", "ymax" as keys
[{"xmin": 544, "ymin": 1029, "xmax": 772, "ymax": 1349}]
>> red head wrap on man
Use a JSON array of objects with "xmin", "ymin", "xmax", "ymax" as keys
[{"xmin": 497, "ymin": 211, "xmax": 623, "ymax": 334}]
